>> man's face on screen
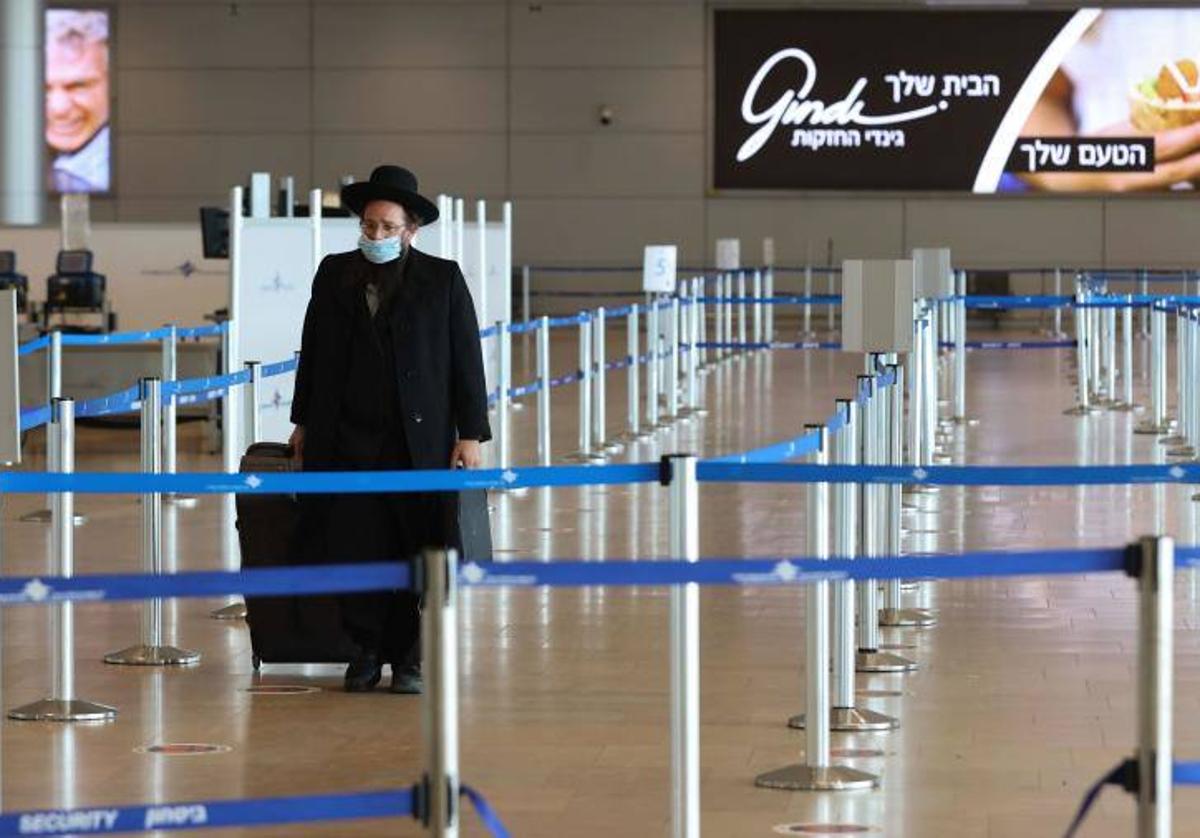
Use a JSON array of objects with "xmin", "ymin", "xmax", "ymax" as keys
[{"xmin": 45, "ymin": 38, "xmax": 109, "ymax": 154}]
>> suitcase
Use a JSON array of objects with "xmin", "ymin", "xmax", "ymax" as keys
[{"xmin": 237, "ymin": 442, "xmax": 359, "ymax": 667}]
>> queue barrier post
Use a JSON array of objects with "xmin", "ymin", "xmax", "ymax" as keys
[
  {"xmin": 1135, "ymin": 304, "xmax": 1172, "ymax": 433},
  {"xmin": 857, "ymin": 370, "xmax": 918, "ymax": 674},
  {"xmin": 1137, "ymin": 535, "xmax": 1173, "ymax": 838},
  {"xmin": 243, "ymin": 360, "xmax": 261, "ymax": 448},
  {"xmin": 1051, "ymin": 267, "xmax": 1065, "ymax": 338},
  {"xmin": 802, "ymin": 264, "xmax": 814, "ymax": 338},
  {"xmin": 21, "ymin": 330, "xmax": 79, "ymax": 525},
  {"xmin": 104, "ymin": 377, "xmax": 201, "ymax": 667},
  {"xmin": 8, "ymin": 398, "xmax": 117, "ymax": 722},
  {"xmin": 790, "ymin": 400, "xmax": 896, "ymax": 733},
  {"xmin": 646, "ymin": 298, "xmax": 661, "ymax": 430},
  {"xmin": 162, "ymin": 324, "xmax": 198, "ymax": 509},
  {"xmin": 564, "ymin": 315, "xmax": 602, "ymax": 463},
  {"xmin": 667, "ymin": 297, "xmax": 681, "ymax": 420},
  {"xmin": 1165, "ymin": 308, "xmax": 1195, "ymax": 457},
  {"xmin": 737, "ymin": 271, "xmax": 747, "ymax": 354},
  {"xmin": 536, "ymin": 317, "xmax": 552, "ymax": 466},
  {"xmin": 664, "ymin": 453, "xmax": 701, "ymax": 837},
  {"xmin": 593, "ymin": 307, "xmax": 621, "ymax": 454},
  {"xmin": 682, "ymin": 280, "xmax": 706, "ymax": 419},
  {"xmin": 765, "ymin": 266, "xmax": 776, "ymax": 343},
  {"xmin": 723, "ymin": 275, "xmax": 734, "ymax": 362},
  {"xmin": 880, "ymin": 362, "xmax": 937, "ymax": 629},
  {"xmin": 495, "ymin": 320, "xmax": 511, "ymax": 470},
  {"xmin": 752, "ymin": 269, "xmax": 763, "ymax": 349},
  {"xmin": 1112, "ymin": 295, "xmax": 1141, "ymax": 412},
  {"xmin": 1066, "ymin": 281, "xmax": 1101, "ymax": 417},
  {"xmin": 756, "ymin": 426, "xmax": 878, "ymax": 792},
  {"xmin": 698, "ymin": 276, "xmax": 710, "ymax": 371},
  {"xmin": 613, "ymin": 304, "xmax": 643, "ymax": 444},
  {"xmin": 419, "ymin": 548, "xmax": 460, "ymax": 838}
]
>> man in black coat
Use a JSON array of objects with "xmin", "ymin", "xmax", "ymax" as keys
[{"xmin": 289, "ymin": 165, "xmax": 490, "ymax": 693}]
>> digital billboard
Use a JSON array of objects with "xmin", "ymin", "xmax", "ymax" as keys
[
  {"xmin": 45, "ymin": 8, "xmax": 111, "ymax": 194},
  {"xmin": 713, "ymin": 8, "xmax": 1200, "ymax": 193}
]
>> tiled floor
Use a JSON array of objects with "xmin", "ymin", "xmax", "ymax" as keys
[{"xmin": 2, "ymin": 328, "xmax": 1198, "ymax": 837}]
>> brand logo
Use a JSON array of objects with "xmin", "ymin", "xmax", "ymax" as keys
[{"xmin": 736, "ymin": 48, "xmax": 946, "ymax": 163}]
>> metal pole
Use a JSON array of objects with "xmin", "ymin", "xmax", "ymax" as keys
[
  {"xmin": 9, "ymin": 399, "xmax": 116, "ymax": 722},
  {"xmin": 593, "ymin": 308, "xmax": 619, "ymax": 454},
  {"xmin": 666, "ymin": 454, "xmax": 700, "ymax": 838},
  {"xmin": 881, "ymin": 363, "xmax": 936, "ymax": 628},
  {"xmin": 803, "ymin": 264, "xmax": 813, "ymax": 336},
  {"xmin": 1136, "ymin": 535, "xmax": 1173, "ymax": 838},
  {"xmin": 667, "ymin": 298, "xmax": 681, "ymax": 419},
  {"xmin": 752, "ymin": 269, "xmax": 763, "ymax": 349},
  {"xmin": 857, "ymin": 371, "xmax": 918, "ymax": 673},
  {"xmin": 421, "ymin": 548, "xmax": 460, "ymax": 838},
  {"xmin": 496, "ymin": 320, "xmax": 511, "ymax": 469},
  {"xmin": 104, "ymin": 378, "xmax": 200, "ymax": 667},
  {"xmin": 953, "ymin": 270, "xmax": 968, "ymax": 423},
  {"xmin": 566, "ymin": 315, "xmax": 596, "ymax": 461},
  {"xmin": 757, "ymin": 427, "xmax": 877, "ymax": 791},
  {"xmin": 698, "ymin": 277, "xmax": 709, "ymax": 369},
  {"xmin": 827, "ymin": 268, "xmax": 837, "ymax": 333},
  {"xmin": 536, "ymin": 317, "xmax": 551, "ymax": 466},
  {"xmin": 724, "ymin": 275, "xmax": 734, "ymax": 360},
  {"xmin": 1140, "ymin": 269, "xmax": 1151, "ymax": 337},
  {"xmin": 647, "ymin": 300, "xmax": 661, "ymax": 429},
  {"xmin": 737, "ymin": 271, "xmax": 747, "ymax": 353},
  {"xmin": 1136, "ymin": 306, "xmax": 1171, "ymax": 432},
  {"xmin": 21, "ymin": 331, "xmax": 66, "ymax": 524},
  {"xmin": 1053, "ymin": 268, "xmax": 1064, "ymax": 337},
  {"xmin": 908, "ymin": 308, "xmax": 925, "ymax": 464},
  {"xmin": 684, "ymin": 284, "xmax": 704, "ymax": 417},
  {"xmin": 243, "ymin": 361, "xmax": 261, "ymax": 448},
  {"xmin": 1067, "ymin": 288, "xmax": 1098, "ymax": 416},
  {"xmin": 221, "ymin": 322, "xmax": 239, "ymax": 471},
  {"xmin": 765, "ymin": 267, "xmax": 775, "ymax": 343},
  {"xmin": 161, "ymin": 325, "xmax": 197, "ymax": 509},
  {"xmin": 620, "ymin": 305, "xmax": 642, "ymax": 440},
  {"xmin": 1116, "ymin": 297, "xmax": 1138, "ymax": 411},
  {"xmin": 522, "ymin": 265, "xmax": 531, "ymax": 327}
]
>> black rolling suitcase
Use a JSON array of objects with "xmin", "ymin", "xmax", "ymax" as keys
[{"xmin": 236, "ymin": 442, "xmax": 359, "ymax": 667}]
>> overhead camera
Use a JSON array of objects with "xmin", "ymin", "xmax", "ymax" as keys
[{"xmin": 598, "ymin": 105, "xmax": 615, "ymax": 126}]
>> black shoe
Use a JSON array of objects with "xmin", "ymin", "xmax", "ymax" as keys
[
  {"xmin": 344, "ymin": 654, "xmax": 383, "ymax": 693},
  {"xmin": 390, "ymin": 664, "xmax": 423, "ymax": 694}
]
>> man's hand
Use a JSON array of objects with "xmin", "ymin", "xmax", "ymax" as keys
[
  {"xmin": 450, "ymin": 439, "xmax": 482, "ymax": 469},
  {"xmin": 288, "ymin": 426, "xmax": 305, "ymax": 465}
]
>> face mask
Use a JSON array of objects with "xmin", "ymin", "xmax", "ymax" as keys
[{"xmin": 359, "ymin": 234, "xmax": 402, "ymax": 264}]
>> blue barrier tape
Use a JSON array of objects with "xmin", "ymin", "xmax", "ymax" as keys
[
  {"xmin": 963, "ymin": 295, "xmax": 1073, "ymax": 310},
  {"xmin": 174, "ymin": 323, "xmax": 227, "ymax": 340},
  {"xmin": 698, "ymin": 341, "xmax": 841, "ymax": 351},
  {"xmin": 1175, "ymin": 762, "xmax": 1200, "ymax": 785},
  {"xmin": 0, "ymin": 463, "xmax": 662, "ymax": 494},
  {"xmin": 165, "ymin": 370, "xmax": 251, "ymax": 398},
  {"xmin": 0, "ymin": 783, "xmax": 507, "ymax": 837},
  {"xmin": 174, "ymin": 387, "xmax": 228, "ymax": 408},
  {"xmin": 508, "ymin": 379, "xmax": 542, "ymax": 399},
  {"xmin": 603, "ymin": 305, "xmax": 634, "ymax": 319},
  {"xmin": 0, "ymin": 789, "xmax": 414, "ymax": 835},
  {"xmin": 697, "ymin": 295, "xmax": 841, "ymax": 305},
  {"xmin": 75, "ymin": 385, "xmax": 140, "ymax": 419},
  {"xmin": 507, "ymin": 319, "xmax": 542, "ymax": 335},
  {"xmin": 458, "ymin": 548, "xmax": 1131, "ymax": 588},
  {"xmin": 478, "ymin": 325, "xmax": 499, "ymax": 339},
  {"xmin": 939, "ymin": 340, "xmax": 1077, "ymax": 350},
  {"xmin": 548, "ymin": 370, "xmax": 584, "ymax": 388},
  {"xmin": 545, "ymin": 314, "xmax": 588, "ymax": 329},
  {"xmin": 0, "ymin": 562, "xmax": 410, "ymax": 605},
  {"xmin": 17, "ymin": 335, "xmax": 50, "ymax": 356},
  {"xmin": 20, "ymin": 405, "xmax": 51, "ymax": 432},
  {"xmin": 260, "ymin": 358, "xmax": 297, "ymax": 378},
  {"xmin": 696, "ymin": 461, "xmax": 1200, "ymax": 486}
]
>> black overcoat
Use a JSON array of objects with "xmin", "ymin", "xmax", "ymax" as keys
[{"xmin": 290, "ymin": 246, "xmax": 492, "ymax": 473}]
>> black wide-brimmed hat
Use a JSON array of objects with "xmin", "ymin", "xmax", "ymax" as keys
[{"xmin": 340, "ymin": 165, "xmax": 439, "ymax": 225}]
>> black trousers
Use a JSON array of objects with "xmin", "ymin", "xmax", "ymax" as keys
[{"xmin": 325, "ymin": 436, "xmax": 443, "ymax": 666}]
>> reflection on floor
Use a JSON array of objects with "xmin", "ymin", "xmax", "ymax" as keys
[{"xmin": 3, "ymin": 332, "xmax": 1198, "ymax": 837}]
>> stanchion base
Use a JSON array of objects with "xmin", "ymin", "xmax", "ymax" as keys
[
  {"xmin": 855, "ymin": 650, "xmax": 918, "ymax": 673},
  {"xmin": 950, "ymin": 416, "xmax": 979, "ymax": 427},
  {"xmin": 879, "ymin": 607, "xmax": 937, "ymax": 628},
  {"xmin": 210, "ymin": 601, "xmax": 247, "ymax": 620},
  {"xmin": 754, "ymin": 764, "xmax": 878, "ymax": 791},
  {"xmin": 788, "ymin": 706, "xmax": 898, "ymax": 732},
  {"xmin": 8, "ymin": 698, "xmax": 117, "ymax": 722},
  {"xmin": 1133, "ymin": 422, "xmax": 1174, "ymax": 435},
  {"xmin": 599, "ymin": 441, "xmax": 624, "ymax": 455},
  {"xmin": 1166, "ymin": 446, "xmax": 1196, "ymax": 459},
  {"xmin": 1108, "ymin": 402, "xmax": 1144, "ymax": 413},
  {"xmin": 18, "ymin": 509, "xmax": 87, "ymax": 525},
  {"xmin": 1159, "ymin": 435, "xmax": 1188, "ymax": 446},
  {"xmin": 1063, "ymin": 405, "xmax": 1102, "ymax": 416},
  {"xmin": 165, "ymin": 494, "xmax": 199, "ymax": 509},
  {"xmin": 104, "ymin": 644, "xmax": 201, "ymax": 666}
]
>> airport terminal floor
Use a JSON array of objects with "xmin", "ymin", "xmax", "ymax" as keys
[{"xmin": 4, "ymin": 328, "xmax": 1199, "ymax": 837}]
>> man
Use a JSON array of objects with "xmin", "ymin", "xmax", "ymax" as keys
[
  {"xmin": 289, "ymin": 165, "xmax": 490, "ymax": 693},
  {"xmin": 45, "ymin": 10, "xmax": 110, "ymax": 193}
]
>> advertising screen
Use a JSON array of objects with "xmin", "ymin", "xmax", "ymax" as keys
[
  {"xmin": 45, "ymin": 8, "xmax": 111, "ymax": 194},
  {"xmin": 714, "ymin": 8, "xmax": 1200, "ymax": 193}
]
